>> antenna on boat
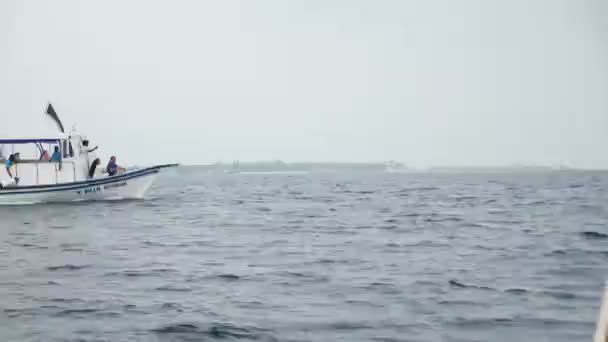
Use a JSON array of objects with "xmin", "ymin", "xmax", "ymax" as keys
[{"xmin": 45, "ymin": 103, "xmax": 65, "ymax": 133}]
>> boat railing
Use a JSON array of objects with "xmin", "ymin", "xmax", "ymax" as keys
[
  {"xmin": 59, "ymin": 160, "xmax": 77, "ymax": 183},
  {"xmin": 14, "ymin": 160, "xmax": 77, "ymax": 185}
]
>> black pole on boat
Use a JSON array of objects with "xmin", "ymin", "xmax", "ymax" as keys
[
  {"xmin": 45, "ymin": 103, "xmax": 65, "ymax": 133},
  {"xmin": 45, "ymin": 103, "xmax": 73, "ymax": 158}
]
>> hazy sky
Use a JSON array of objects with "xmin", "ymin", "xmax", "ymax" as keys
[{"xmin": 1, "ymin": 0, "xmax": 607, "ymax": 168}]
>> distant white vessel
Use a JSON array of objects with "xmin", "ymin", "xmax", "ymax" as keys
[
  {"xmin": 231, "ymin": 170, "xmax": 309, "ymax": 175},
  {"xmin": 225, "ymin": 160, "xmax": 240, "ymax": 174},
  {"xmin": 0, "ymin": 104, "xmax": 177, "ymax": 204},
  {"xmin": 223, "ymin": 160, "xmax": 307, "ymax": 175},
  {"xmin": 384, "ymin": 161, "xmax": 408, "ymax": 173}
]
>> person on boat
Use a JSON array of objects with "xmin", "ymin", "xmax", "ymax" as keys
[
  {"xmin": 5, "ymin": 154, "xmax": 13, "ymax": 177},
  {"xmin": 5, "ymin": 153, "xmax": 19, "ymax": 178},
  {"xmin": 88, "ymin": 158, "xmax": 101, "ymax": 178},
  {"xmin": 106, "ymin": 156, "xmax": 126, "ymax": 176},
  {"xmin": 81, "ymin": 140, "xmax": 98, "ymax": 154},
  {"xmin": 39, "ymin": 149, "xmax": 50, "ymax": 161},
  {"xmin": 50, "ymin": 146, "xmax": 61, "ymax": 162}
]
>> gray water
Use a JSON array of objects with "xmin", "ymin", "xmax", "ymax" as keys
[{"xmin": 1, "ymin": 168, "xmax": 607, "ymax": 341}]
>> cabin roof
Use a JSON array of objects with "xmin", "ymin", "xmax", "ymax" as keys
[{"xmin": 0, "ymin": 138, "xmax": 61, "ymax": 144}]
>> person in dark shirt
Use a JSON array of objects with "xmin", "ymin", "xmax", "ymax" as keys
[
  {"xmin": 106, "ymin": 156, "xmax": 125, "ymax": 176},
  {"xmin": 88, "ymin": 158, "xmax": 101, "ymax": 178}
]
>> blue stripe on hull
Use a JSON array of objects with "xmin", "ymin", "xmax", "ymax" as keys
[{"xmin": 0, "ymin": 164, "xmax": 175, "ymax": 196}]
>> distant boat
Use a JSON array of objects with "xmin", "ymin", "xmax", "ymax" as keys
[
  {"xmin": 384, "ymin": 161, "xmax": 408, "ymax": 173},
  {"xmin": 224, "ymin": 160, "xmax": 301, "ymax": 174},
  {"xmin": 225, "ymin": 160, "xmax": 240, "ymax": 174},
  {"xmin": 232, "ymin": 170, "xmax": 309, "ymax": 175}
]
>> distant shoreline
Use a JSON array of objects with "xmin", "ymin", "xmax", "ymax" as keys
[{"xmin": 177, "ymin": 162, "xmax": 605, "ymax": 172}]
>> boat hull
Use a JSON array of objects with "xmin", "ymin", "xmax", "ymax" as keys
[{"xmin": 0, "ymin": 164, "xmax": 175, "ymax": 204}]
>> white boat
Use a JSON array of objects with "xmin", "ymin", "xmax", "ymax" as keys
[
  {"xmin": 0, "ymin": 104, "xmax": 177, "ymax": 204},
  {"xmin": 225, "ymin": 160, "xmax": 240, "ymax": 174},
  {"xmin": 595, "ymin": 281, "xmax": 608, "ymax": 342},
  {"xmin": 384, "ymin": 161, "xmax": 408, "ymax": 173}
]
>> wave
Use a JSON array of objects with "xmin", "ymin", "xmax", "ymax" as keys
[
  {"xmin": 106, "ymin": 268, "xmax": 177, "ymax": 277},
  {"xmin": 378, "ymin": 224, "xmax": 399, "ymax": 230},
  {"xmin": 47, "ymin": 297, "xmax": 83, "ymax": 303},
  {"xmin": 143, "ymin": 240, "xmax": 190, "ymax": 248},
  {"xmin": 446, "ymin": 317, "xmax": 514, "ymax": 328},
  {"xmin": 46, "ymin": 264, "xmax": 90, "ymax": 271},
  {"xmin": 581, "ymin": 231, "xmax": 608, "ymax": 239},
  {"xmin": 211, "ymin": 274, "xmax": 240, "ymax": 281},
  {"xmin": 437, "ymin": 299, "xmax": 486, "ymax": 306},
  {"xmin": 365, "ymin": 282, "xmax": 402, "ymax": 295},
  {"xmin": 156, "ymin": 285, "xmax": 192, "ymax": 292},
  {"xmin": 465, "ymin": 223, "xmax": 493, "ymax": 229},
  {"xmin": 160, "ymin": 303, "xmax": 185, "ymax": 312},
  {"xmin": 424, "ymin": 216, "xmax": 464, "ymax": 223},
  {"xmin": 541, "ymin": 290, "xmax": 577, "ymax": 300},
  {"xmin": 152, "ymin": 322, "xmax": 274, "ymax": 340},
  {"xmin": 396, "ymin": 187, "xmax": 439, "ymax": 193},
  {"xmin": 547, "ymin": 248, "xmax": 608, "ymax": 258},
  {"xmin": 329, "ymin": 321, "xmax": 373, "ymax": 330},
  {"xmin": 397, "ymin": 212, "xmax": 421, "ymax": 217},
  {"xmin": 52, "ymin": 308, "xmax": 100, "ymax": 317},
  {"xmin": 48, "ymin": 224, "xmax": 72, "ymax": 229},
  {"xmin": 335, "ymin": 190, "xmax": 376, "ymax": 195},
  {"xmin": 450, "ymin": 195, "xmax": 477, "ymax": 201},
  {"xmin": 447, "ymin": 316, "xmax": 593, "ymax": 330},
  {"xmin": 504, "ymin": 288, "xmax": 528, "ymax": 295},
  {"xmin": 4, "ymin": 308, "xmax": 36, "ymax": 318},
  {"xmin": 449, "ymin": 280, "xmax": 494, "ymax": 291},
  {"xmin": 449, "ymin": 280, "xmax": 578, "ymax": 300}
]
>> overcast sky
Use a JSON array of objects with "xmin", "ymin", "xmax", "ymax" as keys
[{"xmin": 1, "ymin": 0, "xmax": 607, "ymax": 168}]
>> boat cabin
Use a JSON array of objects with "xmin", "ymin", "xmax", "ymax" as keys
[{"xmin": 0, "ymin": 134, "xmax": 98, "ymax": 186}]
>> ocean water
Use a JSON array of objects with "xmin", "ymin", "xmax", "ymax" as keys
[{"xmin": 1, "ymin": 168, "xmax": 607, "ymax": 342}]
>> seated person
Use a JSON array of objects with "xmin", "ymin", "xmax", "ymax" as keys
[
  {"xmin": 106, "ymin": 156, "xmax": 126, "ymax": 176},
  {"xmin": 39, "ymin": 149, "xmax": 50, "ymax": 161},
  {"xmin": 88, "ymin": 158, "xmax": 101, "ymax": 178},
  {"xmin": 5, "ymin": 153, "xmax": 19, "ymax": 178},
  {"xmin": 50, "ymin": 146, "xmax": 61, "ymax": 162}
]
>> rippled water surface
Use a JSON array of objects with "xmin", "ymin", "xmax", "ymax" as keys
[{"xmin": 1, "ymin": 168, "xmax": 608, "ymax": 341}]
